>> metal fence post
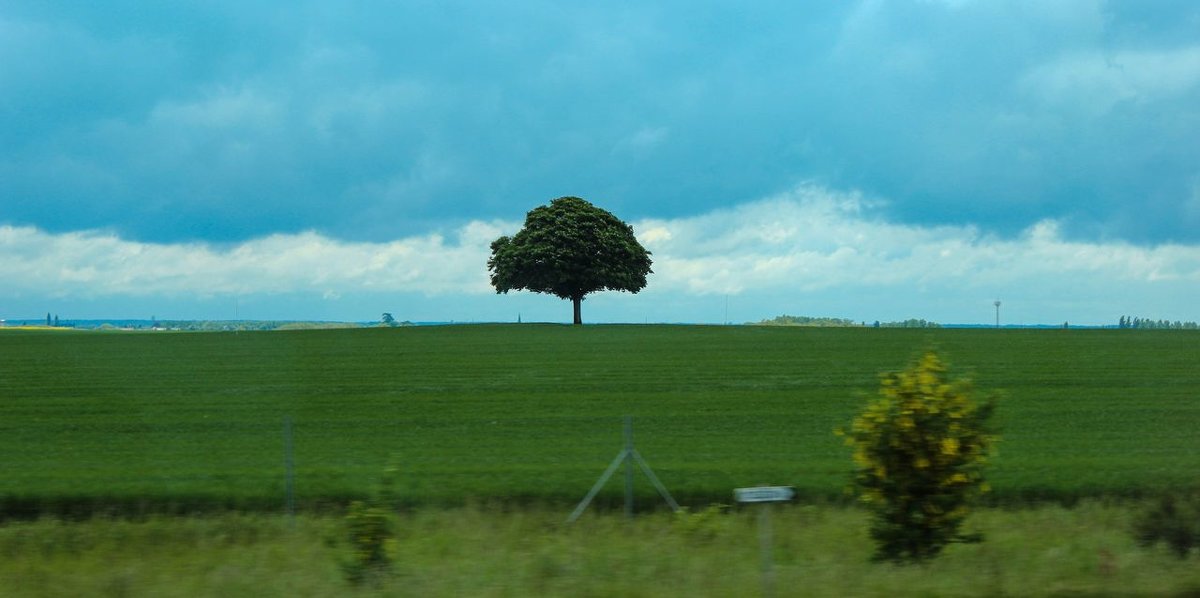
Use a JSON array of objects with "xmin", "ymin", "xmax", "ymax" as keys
[
  {"xmin": 568, "ymin": 416, "xmax": 681, "ymax": 523},
  {"xmin": 283, "ymin": 415, "xmax": 295, "ymax": 526},
  {"xmin": 624, "ymin": 415, "xmax": 634, "ymax": 519}
]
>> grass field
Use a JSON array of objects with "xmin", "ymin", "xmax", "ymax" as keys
[
  {"xmin": 1, "ymin": 325, "xmax": 1198, "ymax": 516},
  {"xmin": 2, "ymin": 504, "xmax": 1197, "ymax": 596}
]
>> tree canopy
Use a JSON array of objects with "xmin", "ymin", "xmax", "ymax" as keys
[{"xmin": 488, "ymin": 197, "xmax": 652, "ymax": 324}]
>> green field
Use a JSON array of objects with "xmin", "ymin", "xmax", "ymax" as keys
[{"xmin": 1, "ymin": 325, "xmax": 1197, "ymax": 516}]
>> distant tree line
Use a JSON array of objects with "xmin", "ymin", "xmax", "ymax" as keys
[
  {"xmin": 5, "ymin": 319, "xmax": 400, "ymax": 331},
  {"xmin": 162, "ymin": 320, "xmax": 365, "ymax": 331},
  {"xmin": 378, "ymin": 313, "xmax": 414, "ymax": 328},
  {"xmin": 876, "ymin": 319, "xmax": 941, "ymax": 329},
  {"xmin": 79, "ymin": 320, "xmax": 364, "ymax": 331},
  {"xmin": 1118, "ymin": 316, "xmax": 1198, "ymax": 330},
  {"xmin": 754, "ymin": 315, "xmax": 859, "ymax": 327},
  {"xmin": 753, "ymin": 315, "xmax": 941, "ymax": 328}
]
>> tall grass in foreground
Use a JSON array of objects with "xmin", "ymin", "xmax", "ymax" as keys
[{"xmin": 0, "ymin": 503, "xmax": 1197, "ymax": 597}]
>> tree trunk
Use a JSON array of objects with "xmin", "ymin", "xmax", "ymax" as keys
[{"xmin": 572, "ymin": 295, "xmax": 583, "ymax": 325}]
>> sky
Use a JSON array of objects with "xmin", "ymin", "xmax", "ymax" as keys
[{"xmin": 3, "ymin": 1, "xmax": 1199, "ymax": 325}]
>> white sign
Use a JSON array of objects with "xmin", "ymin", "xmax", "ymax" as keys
[{"xmin": 734, "ymin": 486, "xmax": 795, "ymax": 503}]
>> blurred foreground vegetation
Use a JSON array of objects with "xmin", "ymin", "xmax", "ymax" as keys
[{"xmin": 0, "ymin": 503, "xmax": 1196, "ymax": 597}]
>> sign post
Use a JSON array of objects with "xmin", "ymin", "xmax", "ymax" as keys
[{"xmin": 735, "ymin": 486, "xmax": 794, "ymax": 597}]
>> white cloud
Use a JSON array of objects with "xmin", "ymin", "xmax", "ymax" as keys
[
  {"xmin": 1020, "ymin": 46, "xmax": 1200, "ymax": 113},
  {"xmin": 308, "ymin": 79, "xmax": 431, "ymax": 139},
  {"xmin": 3, "ymin": 185, "xmax": 1198, "ymax": 323},
  {"xmin": 633, "ymin": 186, "xmax": 1200, "ymax": 301},
  {"xmin": 623, "ymin": 126, "xmax": 668, "ymax": 150},
  {"xmin": 0, "ymin": 222, "xmax": 504, "ymax": 299},
  {"xmin": 1187, "ymin": 179, "xmax": 1200, "ymax": 223},
  {"xmin": 917, "ymin": 0, "xmax": 974, "ymax": 8},
  {"xmin": 150, "ymin": 87, "xmax": 284, "ymax": 129}
]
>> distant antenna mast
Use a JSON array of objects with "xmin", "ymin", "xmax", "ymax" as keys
[{"xmin": 994, "ymin": 300, "xmax": 1001, "ymax": 329}]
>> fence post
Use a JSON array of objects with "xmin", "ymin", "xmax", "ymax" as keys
[
  {"xmin": 624, "ymin": 415, "xmax": 634, "ymax": 519},
  {"xmin": 568, "ymin": 416, "xmax": 680, "ymax": 523},
  {"xmin": 283, "ymin": 415, "xmax": 295, "ymax": 526}
]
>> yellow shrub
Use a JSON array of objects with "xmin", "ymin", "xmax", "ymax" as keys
[{"xmin": 838, "ymin": 350, "xmax": 998, "ymax": 562}]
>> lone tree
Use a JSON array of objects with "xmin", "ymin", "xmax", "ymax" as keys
[{"xmin": 488, "ymin": 196, "xmax": 652, "ymax": 325}]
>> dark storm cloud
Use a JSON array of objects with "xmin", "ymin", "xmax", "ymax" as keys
[{"xmin": 2, "ymin": 1, "xmax": 1198, "ymax": 243}]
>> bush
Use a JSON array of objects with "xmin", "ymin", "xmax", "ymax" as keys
[
  {"xmin": 838, "ymin": 350, "xmax": 998, "ymax": 563},
  {"xmin": 672, "ymin": 504, "xmax": 730, "ymax": 541},
  {"xmin": 1134, "ymin": 493, "xmax": 1200, "ymax": 558},
  {"xmin": 341, "ymin": 463, "xmax": 400, "ymax": 585}
]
